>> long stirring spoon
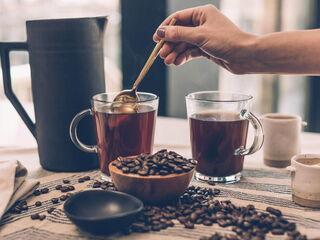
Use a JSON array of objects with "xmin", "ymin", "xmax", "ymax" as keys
[{"xmin": 112, "ymin": 18, "xmax": 177, "ymax": 112}]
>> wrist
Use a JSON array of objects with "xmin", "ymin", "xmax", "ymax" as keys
[{"xmin": 230, "ymin": 33, "xmax": 260, "ymax": 74}]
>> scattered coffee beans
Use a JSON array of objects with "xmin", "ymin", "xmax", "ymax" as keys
[
  {"xmin": 33, "ymin": 189, "xmax": 41, "ymax": 196},
  {"xmin": 62, "ymin": 179, "xmax": 70, "ymax": 184},
  {"xmin": 30, "ymin": 213, "xmax": 40, "ymax": 220},
  {"xmin": 30, "ymin": 213, "xmax": 46, "ymax": 221},
  {"xmin": 40, "ymin": 188, "xmax": 49, "ymax": 194},
  {"xmin": 112, "ymin": 149, "xmax": 197, "ymax": 176},
  {"xmin": 60, "ymin": 195, "xmax": 68, "ymax": 201},
  {"xmin": 47, "ymin": 207, "xmax": 55, "ymax": 214},
  {"xmin": 126, "ymin": 185, "xmax": 307, "ymax": 239},
  {"xmin": 51, "ymin": 198, "xmax": 59, "ymax": 204}
]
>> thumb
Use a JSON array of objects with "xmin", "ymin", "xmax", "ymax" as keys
[{"xmin": 156, "ymin": 25, "xmax": 203, "ymax": 46}]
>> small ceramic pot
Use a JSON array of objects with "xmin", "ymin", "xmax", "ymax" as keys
[
  {"xmin": 261, "ymin": 113, "xmax": 306, "ymax": 168},
  {"xmin": 288, "ymin": 154, "xmax": 320, "ymax": 208}
]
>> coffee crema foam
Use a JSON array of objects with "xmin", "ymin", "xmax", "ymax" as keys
[
  {"xmin": 96, "ymin": 104, "xmax": 153, "ymax": 114},
  {"xmin": 191, "ymin": 110, "xmax": 243, "ymax": 122}
]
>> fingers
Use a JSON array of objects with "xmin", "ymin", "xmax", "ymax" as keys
[
  {"xmin": 153, "ymin": 7, "xmax": 201, "ymax": 42},
  {"xmin": 154, "ymin": 25, "xmax": 203, "ymax": 46},
  {"xmin": 159, "ymin": 42, "xmax": 175, "ymax": 59},
  {"xmin": 174, "ymin": 48, "xmax": 204, "ymax": 65},
  {"xmin": 163, "ymin": 43, "xmax": 189, "ymax": 65},
  {"xmin": 162, "ymin": 7, "xmax": 198, "ymax": 27}
]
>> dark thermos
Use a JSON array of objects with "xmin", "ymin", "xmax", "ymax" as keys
[{"xmin": 0, "ymin": 17, "xmax": 107, "ymax": 171}]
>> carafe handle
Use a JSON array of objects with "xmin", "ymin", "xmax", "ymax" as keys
[
  {"xmin": 0, "ymin": 42, "xmax": 36, "ymax": 138},
  {"xmin": 69, "ymin": 109, "xmax": 98, "ymax": 153},
  {"xmin": 235, "ymin": 109, "xmax": 264, "ymax": 156}
]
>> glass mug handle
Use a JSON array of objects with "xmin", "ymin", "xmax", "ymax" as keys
[
  {"xmin": 235, "ymin": 109, "xmax": 264, "ymax": 156},
  {"xmin": 69, "ymin": 109, "xmax": 98, "ymax": 153}
]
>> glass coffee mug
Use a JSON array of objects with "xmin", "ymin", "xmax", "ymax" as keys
[
  {"xmin": 70, "ymin": 92, "xmax": 158, "ymax": 178},
  {"xmin": 186, "ymin": 91, "xmax": 264, "ymax": 183}
]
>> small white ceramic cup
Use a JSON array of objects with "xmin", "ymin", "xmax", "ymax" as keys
[
  {"xmin": 260, "ymin": 113, "xmax": 307, "ymax": 168},
  {"xmin": 288, "ymin": 154, "xmax": 320, "ymax": 208}
]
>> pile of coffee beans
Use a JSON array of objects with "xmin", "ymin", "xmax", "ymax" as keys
[
  {"xmin": 127, "ymin": 185, "xmax": 307, "ymax": 240},
  {"xmin": 112, "ymin": 149, "xmax": 197, "ymax": 176}
]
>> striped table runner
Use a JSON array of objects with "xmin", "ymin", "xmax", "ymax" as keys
[{"xmin": 0, "ymin": 167, "xmax": 319, "ymax": 240}]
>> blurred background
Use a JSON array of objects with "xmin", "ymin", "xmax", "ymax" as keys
[{"xmin": 0, "ymin": 0, "xmax": 319, "ymax": 148}]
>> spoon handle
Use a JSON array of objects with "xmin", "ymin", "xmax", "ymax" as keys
[{"xmin": 132, "ymin": 18, "xmax": 177, "ymax": 91}]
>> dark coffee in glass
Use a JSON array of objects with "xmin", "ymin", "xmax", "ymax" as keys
[
  {"xmin": 70, "ymin": 92, "xmax": 158, "ymax": 178},
  {"xmin": 93, "ymin": 105, "xmax": 156, "ymax": 175},
  {"xmin": 186, "ymin": 91, "xmax": 263, "ymax": 183},
  {"xmin": 190, "ymin": 111, "xmax": 249, "ymax": 177}
]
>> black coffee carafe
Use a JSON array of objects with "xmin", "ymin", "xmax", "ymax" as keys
[{"xmin": 0, "ymin": 17, "xmax": 107, "ymax": 172}]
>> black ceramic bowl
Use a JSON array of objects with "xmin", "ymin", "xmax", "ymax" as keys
[{"xmin": 64, "ymin": 190, "xmax": 143, "ymax": 234}]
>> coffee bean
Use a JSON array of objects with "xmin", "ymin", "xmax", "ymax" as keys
[
  {"xmin": 67, "ymin": 185, "xmax": 75, "ymax": 191},
  {"xmin": 122, "ymin": 167, "xmax": 130, "ymax": 173},
  {"xmin": 31, "ymin": 213, "xmax": 40, "ymax": 220},
  {"xmin": 271, "ymin": 228, "xmax": 285, "ymax": 235},
  {"xmin": 266, "ymin": 207, "xmax": 282, "ymax": 217},
  {"xmin": 12, "ymin": 206, "xmax": 22, "ymax": 214},
  {"xmin": 41, "ymin": 188, "xmax": 50, "ymax": 194},
  {"xmin": 35, "ymin": 201, "xmax": 42, "ymax": 207},
  {"xmin": 213, "ymin": 189, "xmax": 221, "ymax": 195},
  {"xmin": 151, "ymin": 225, "xmax": 161, "ymax": 231},
  {"xmin": 178, "ymin": 216, "xmax": 188, "ymax": 224},
  {"xmin": 78, "ymin": 178, "xmax": 85, "ymax": 183},
  {"xmin": 60, "ymin": 195, "xmax": 68, "ymax": 201},
  {"xmin": 55, "ymin": 185, "xmax": 62, "ymax": 190},
  {"xmin": 203, "ymin": 220, "xmax": 213, "ymax": 226},
  {"xmin": 62, "ymin": 179, "xmax": 70, "ymax": 184},
  {"xmin": 51, "ymin": 198, "xmax": 59, "ymax": 204},
  {"xmin": 138, "ymin": 170, "xmax": 148, "ymax": 176},
  {"xmin": 189, "ymin": 212, "xmax": 198, "ymax": 222},
  {"xmin": 21, "ymin": 205, "xmax": 28, "ymax": 211},
  {"xmin": 92, "ymin": 181, "xmax": 101, "ymax": 188},
  {"xmin": 39, "ymin": 214, "xmax": 46, "ymax": 221},
  {"xmin": 47, "ymin": 207, "xmax": 55, "ymax": 214},
  {"xmin": 83, "ymin": 176, "xmax": 91, "ymax": 181},
  {"xmin": 33, "ymin": 190, "xmax": 41, "ymax": 196},
  {"xmin": 184, "ymin": 222, "xmax": 194, "ymax": 229}
]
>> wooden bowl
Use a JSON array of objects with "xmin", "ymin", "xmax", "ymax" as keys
[{"xmin": 109, "ymin": 162, "xmax": 194, "ymax": 204}]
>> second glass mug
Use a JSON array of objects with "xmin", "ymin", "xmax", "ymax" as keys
[
  {"xmin": 70, "ymin": 92, "xmax": 158, "ymax": 179},
  {"xmin": 186, "ymin": 91, "xmax": 264, "ymax": 183}
]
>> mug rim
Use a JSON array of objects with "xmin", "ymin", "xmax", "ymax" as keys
[
  {"xmin": 291, "ymin": 154, "xmax": 320, "ymax": 169},
  {"xmin": 91, "ymin": 92, "xmax": 159, "ymax": 104},
  {"xmin": 261, "ymin": 113, "xmax": 302, "ymax": 122},
  {"xmin": 26, "ymin": 16, "xmax": 108, "ymax": 24},
  {"xmin": 185, "ymin": 91, "xmax": 253, "ymax": 103}
]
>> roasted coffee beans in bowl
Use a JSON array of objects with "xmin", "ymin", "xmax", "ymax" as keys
[{"xmin": 109, "ymin": 149, "xmax": 196, "ymax": 204}]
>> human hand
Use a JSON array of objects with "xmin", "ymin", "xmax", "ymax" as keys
[{"xmin": 153, "ymin": 4, "xmax": 257, "ymax": 74}]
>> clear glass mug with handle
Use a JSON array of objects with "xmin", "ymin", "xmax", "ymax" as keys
[
  {"xmin": 70, "ymin": 92, "xmax": 158, "ymax": 179},
  {"xmin": 186, "ymin": 91, "xmax": 264, "ymax": 183}
]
